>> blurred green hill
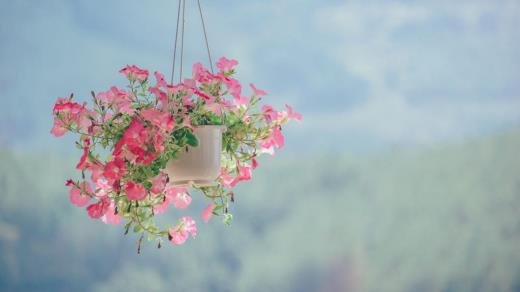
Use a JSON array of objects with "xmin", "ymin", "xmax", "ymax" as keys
[{"xmin": 1, "ymin": 128, "xmax": 519, "ymax": 292}]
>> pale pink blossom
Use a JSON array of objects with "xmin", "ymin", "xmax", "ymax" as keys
[
  {"xmin": 193, "ymin": 63, "xmax": 213, "ymax": 83},
  {"xmin": 220, "ymin": 168, "xmax": 236, "ymax": 187},
  {"xmin": 169, "ymin": 216, "xmax": 197, "ymax": 245},
  {"xmin": 219, "ymin": 165, "xmax": 252, "ymax": 187},
  {"xmin": 97, "ymin": 86, "xmax": 135, "ymax": 115},
  {"xmin": 154, "ymin": 71, "xmax": 168, "ymax": 88},
  {"xmin": 216, "ymin": 57, "xmax": 238, "ymax": 72},
  {"xmin": 236, "ymin": 164, "xmax": 252, "ymax": 183},
  {"xmin": 250, "ymin": 83, "xmax": 268, "ymax": 96},
  {"xmin": 234, "ymin": 95, "xmax": 249, "ymax": 106},
  {"xmin": 261, "ymin": 127, "xmax": 284, "ymax": 151},
  {"xmin": 149, "ymin": 86, "xmax": 167, "ymax": 104},
  {"xmin": 201, "ymin": 204, "xmax": 216, "ymax": 224},
  {"xmin": 50, "ymin": 118, "xmax": 68, "ymax": 137},
  {"xmin": 153, "ymin": 196, "xmax": 170, "ymax": 215},
  {"xmin": 51, "ymin": 98, "xmax": 86, "ymax": 136},
  {"xmin": 102, "ymin": 201, "xmax": 121, "ymax": 225},
  {"xmin": 150, "ymin": 172, "xmax": 168, "ymax": 194},
  {"xmin": 141, "ymin": 108, "xmax": 175, "ymax": 133},
  {"xmin": 262, "ymin": 105, "xmax": 278, "ymax": 123},
  {"xmin": 205, "ymin": 101, "xmax": 224, "ymax": 115},
  {"xmin": 165, "ymin": 186, "xmax": 192, "ymax": 209},
  {"xmin": 70, "ymin": 181, "xmax": 92, "ymax": 207},
  {"xmin": 88, "ymin": 163, "xmax": 104, "ymax": 183},
  {"xmin": 181, "ymin": 115, "xmax": 194, "ymax": 131},
  {"xmin": 94, "ymin": 178, "xmax": 112, "ymax": 197},
  {"xmin": 284, "ymin": 104, "xmax": 303, "ymax": 121}
]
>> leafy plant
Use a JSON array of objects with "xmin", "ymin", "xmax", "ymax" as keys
[{"xmin": 51, "ymin": 57, "xmax": 301, "ymax": 249}]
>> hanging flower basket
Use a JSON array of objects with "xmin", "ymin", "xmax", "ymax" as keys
[
  {"xmin": 50, "ymin": 57, "xmax": 302, "ymax": 249},
  {"xmin": 165, "ymin": 125, "xmax": 226, "ymax": 186}
]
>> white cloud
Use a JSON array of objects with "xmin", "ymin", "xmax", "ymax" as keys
[{"xmin": 306, "ymin": 0, "xmax": 520, "ymax": 146}]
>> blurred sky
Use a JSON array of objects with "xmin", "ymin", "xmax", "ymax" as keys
[{"xmin": 1, "ymin": 0, "xmax": 519, "ymax": 152}]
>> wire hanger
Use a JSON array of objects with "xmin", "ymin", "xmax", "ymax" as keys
[{"xmin": 170, "ymin": 0, "xmax": 214, "ymax": 85}]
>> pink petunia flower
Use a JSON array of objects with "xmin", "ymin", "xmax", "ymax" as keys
[
  {"xmin": 181, "ymin": 115, "xmax": 194, "ymax": 131},
  {"xmin": 201, "ymin": 204, "xmax": 216, "ymax": 224},
  {"xmin": 96, "ymin": 86, "xmax": 135, "ymax": 115},
  {"xmin": 233, "ymin": 95, "xmax": 249, "ymax": 107},
  {"xmin": 51, "ymin": 98, "xmax": 86, "ymax": 137},
  {"xmin": 219, "ymin": 165, "xmax": 252, "ymax": 188},
  {"xmin": 261, "ymin": 105, "xmax": 279, "ymax": 123},
  {"xmin": 220, "ymin": 168, "xmax": 237, "ymax": 187},
  {"xmin": 149, "ymin": 86, "xmax": 167, "ymax": 104},
  {"xmin": 141, "ymin": 108, "xmax": 175, "ymax": 133},
  {"xmin": 101, "ymin": 201, "xmax": 121, "ymax": 225},
  {"xmin": 284, "ymin": 104, "xmax": 303, "ymax": 122},
  {"xmin": 261, "ymin": 127, "xmax": 285, "ymax": 151},
  {"xmin": 76, "ymin": 138, "xmax": 91, "ymax": 170},
  {"xmin": 69, "ymin": 181, "xmax": 92, "ymax": 207},
  {"xmin": 236, "ymin": 164, "xmax": 252, "ymax": 183},
  {"xmin": 169, "ymin": 216, "xmax": 197, "ymax": 245},
  {"xmin": 125, "ymin": 181, "xmax": 147, "ymax": 201},
  {"xmin": 250, "ymin": 83, "xmax": 268, "ymax": 96},
  {"xmin": 119, "ymin": 65, "xmax": 149, "ymax": 82},
  {"xmin": 153, "ymin": 196, "xmax": 171, "ymax": 215},
  {"xmin": 150, "ymin": 172, "xmax": 168, "ymax": 194},
  {"xmin": 205, "ymin": 101, "xmax": 224, "ymax": 115},
  {"xmin": 165, "ymin": 186, "xmax": 192, "ymax": 209},
  {"xmin": 88, "ymin": 163, "xmax": 104, "ymax": 184},
  {"xmin": 86, "ymin": 197, "xmax": 110, "ymax": 219},
  {"xmin": 193, "ymin": 63, "xmax": 214, "ymax": 83},
  {"xmin": 103, "ymin": 158, "xmax": 127, "ymax": 184},
  {"xmin": 154, "ymin": 71, "xmax": 168, "ymax": 88},
  {"xmin": 216, "ymin": 57, "xmax": 239, "ymax": 73},
  {"xmin": 50, "ymin": 118, "xmax": 68, "ymax": 137}
]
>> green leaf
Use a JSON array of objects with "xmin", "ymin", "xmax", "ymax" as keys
[
  {"xmin": 186, "ymin": 132, "xmax": 199, "ymax": 147},
  {"xmin": 143, "ymin": 181, "xmax": 152, "ymax": 190},
  {"xmin": 133, "ymin": 224, "xmax": 143, "ymax": 233},
  {"xmin": 223, "ymin": 213, "xmax": 233, "ymax": 226}
]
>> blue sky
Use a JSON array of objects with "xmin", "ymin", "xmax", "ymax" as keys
[{"xmin": 1, "ymin": 0, "xmax": 519, "ymax": 151}]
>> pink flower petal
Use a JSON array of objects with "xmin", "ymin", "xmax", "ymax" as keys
[
  {"xmin": 153, "ymin": 196, "xmax": 170, "ymax": 215},
  {"xmin": 201, "ymin": 204, "xmax": 216, "ymax": 224},
  {"xmin": 165, "ymin": 186, "xmax": 192, "ymax": 209},
  {"xmin": 119, "ymin": 65, "xmax": 149, "ymax": 82},
  {"xmin": 285, "ymin": 104, "xmax": 303, "ymax": 121},
  {"xmin": 216, "ymin": 57, "xmax": 239, "ymax": 72},
  {"xmin": 272, "ymin": 127, "xmax": 285, "ymax": 149},
  {"xmin": 150, "ymin": 172, "xmax": 167, "ymax": 194},
  {"xmin": 169, "ymin": 216, "xmax": 197, "ymax": 245},
  {"xmin": 86, "ymin": 198, "xmax": 110, "ymax": 219},
  {"xmin": 102, "ymin": 202, "xmax": 121, "ymax": 225},
  {"xmin": 69, "ymin": 181, "xmax": 92, "ymax": 207},
  {"xmin": 125, "ymin": 181, "xmax": 147, "ymax": 201},
  {"xmin": 250, "ymin": 83, "xmax": 268, "ymax": 96}
]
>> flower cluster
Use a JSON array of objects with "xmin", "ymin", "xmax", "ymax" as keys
[{"xmin": 51, "ymin": 57, "xmax": 301, "ymax": 249}]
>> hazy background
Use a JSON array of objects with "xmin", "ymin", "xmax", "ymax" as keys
[{"xmin": 1, "ymin": 0, "xmax": 520, "ymax": 291}]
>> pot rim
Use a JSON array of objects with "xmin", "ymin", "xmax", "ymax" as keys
[{"xmin": 193, "ymin": 125, "xmax": 227, "ymax": 132}]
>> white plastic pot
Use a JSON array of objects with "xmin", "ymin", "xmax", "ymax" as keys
[{"xmin": 165, "ymin": 125, "xmax": 226, "ymax": 186}]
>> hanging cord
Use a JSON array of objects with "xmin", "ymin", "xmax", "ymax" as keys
[
  {"xmin": 179, "ymin": 0, "xmax": 186, "ymax": 83},
  {"xmin": 170, "ymin": 0, "xmax": 182, "ymax": 84},
  {"xmin": 197, "ymin": 0, "xmax": 214, "ymax": 74},
  {"xmin": 170, "ymin": 0, "xmax": 214, "ymax": 83}
]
